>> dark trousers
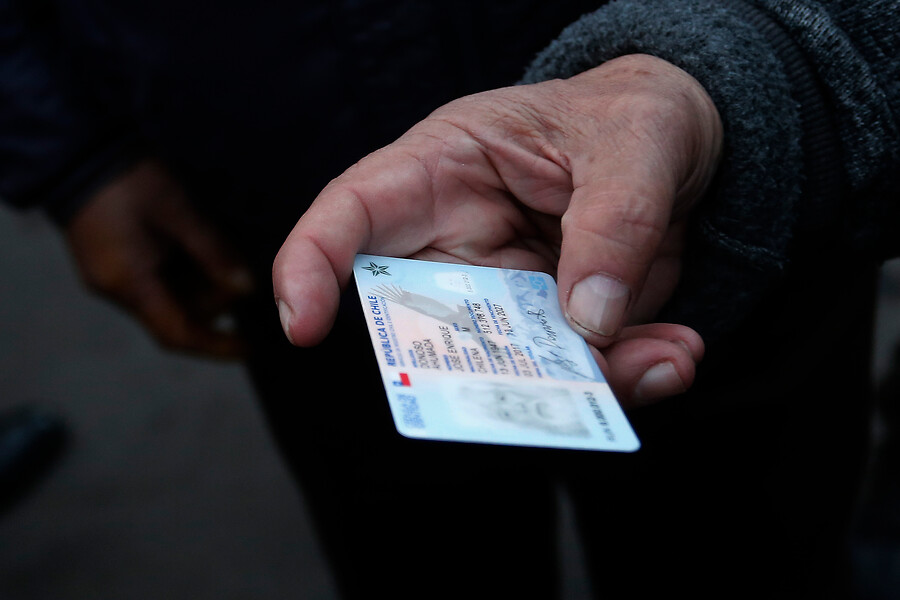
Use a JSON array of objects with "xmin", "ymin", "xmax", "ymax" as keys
[{"xmin": 238, "ymin": 249, "xmax": 877, "ymax": 599}]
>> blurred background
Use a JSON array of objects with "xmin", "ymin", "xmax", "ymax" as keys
[
  {"xmin": 0, "ymin": 209, "xmax": 337, "ymax": 598},
  {"xmin": 1, "ymin": 206, "xmax": 898, "ymax": 599}
]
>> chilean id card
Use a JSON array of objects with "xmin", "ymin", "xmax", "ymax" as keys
[{"xmin": 353, "ymin": 254, "xmax": 640, "ymax": 452}]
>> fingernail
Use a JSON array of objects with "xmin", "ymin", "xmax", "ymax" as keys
[
  {"xmin": 633, "ymin": 362, "xmax": 685, "ymax": 404},
  {"xmin": 277, "ymin": 299, "xmax": 295, "ymax": 344},
  {"xmin": 567, "ymin": 274, "xmax": 630, "ymax": 336}
]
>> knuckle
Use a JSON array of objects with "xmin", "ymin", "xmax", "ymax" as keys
[
  {"xmin": 605, "ymin": 88, "xmax": 694, "ymax": 149},
  {"xmin": 562, "ymin": 192, "xmax": 669, "ymax": 275},
  {"xmin": 613, "ymin": 195, "xmax": 667, "ymax": 240},
  {"xmin": 564, "ymin": 191, "xmax": 666, "ymax": 243}
]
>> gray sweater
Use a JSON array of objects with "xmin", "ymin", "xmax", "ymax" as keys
[{"xmin": 522, "ymin": 0, "xmax": 899, "ymax": 343}]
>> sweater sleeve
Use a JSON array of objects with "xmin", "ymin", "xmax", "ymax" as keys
[
  {"xmin": 0, "ymin": 0, "xmax": 142, "ymax": 224},
  {"xmin": 521, "ymin": 0, "xmax": 900, "ymax": 343},
  {"xmin": 755, "ymin": 0, "xmax": 900, "ymax": 257}
]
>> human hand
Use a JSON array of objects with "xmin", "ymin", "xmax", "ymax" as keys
[
  {"xmin": 66, "ymin": 160, "xmax": 254, "ymax": 359},
  {"xmin": 273, "ymin": 54, "xmax": 721, "ymax": 406}
]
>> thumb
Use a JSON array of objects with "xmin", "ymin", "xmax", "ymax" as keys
[
  {"xmin": 552, "ymin": 55, "xmax": 722, "ymax": 347},
  {"xmin": 558, "ymin": 159, "xmax": 676, "ymax": 347}
]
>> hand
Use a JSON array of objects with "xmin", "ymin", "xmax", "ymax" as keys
[
  {"xmin": 66, "ymin": 159, "xmax": 254, "ymax": 359},
  {"xmin": 273, "ymin": 54, "xmax": 721, "ymax": 407}
]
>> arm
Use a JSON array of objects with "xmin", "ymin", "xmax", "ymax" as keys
[
  {"xmin": 273, "ymin": 54, "xmax": 718, "ymax": 407},
  {"xmin": 521, "ymin": 0, "xmax": 900, "ymax": 343},
  {"xmin": 273, "ymin": 0, "xmax": 899, "ymax": 406}
]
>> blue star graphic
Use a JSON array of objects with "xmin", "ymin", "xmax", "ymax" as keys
[{"xmin": 362, "ymin": 262, "xmax": 391, "ymax": 276}]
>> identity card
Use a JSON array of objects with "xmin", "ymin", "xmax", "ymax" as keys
[{"xmin": 353, "ymin": 254, "xmax": 640, "ymax": 452}]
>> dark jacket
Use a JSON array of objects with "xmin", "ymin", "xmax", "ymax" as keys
[
  {"xmin": 1, "ymin": 0, "xmax": 898, "ymax": 342},
  {"xmin": 522, "ymin": 0, "xmax": 900, "ymax": 342},
  {"xmin": 0, "ymin": 0, "xmax": 599, "ymax": 226}
]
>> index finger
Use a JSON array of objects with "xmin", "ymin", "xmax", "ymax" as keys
[
  {"xmin": 272, "ymin": 147, "xmax": 437, "ymax": 346},
  {"xmin": 272, "ymin": 190, "xmax": 369, "ymax": 346}
]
